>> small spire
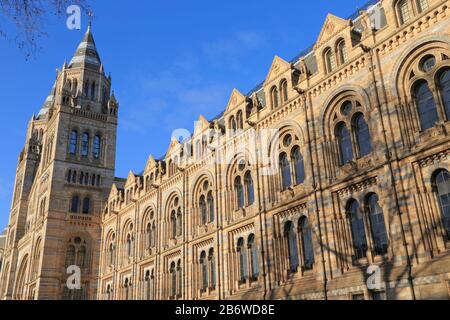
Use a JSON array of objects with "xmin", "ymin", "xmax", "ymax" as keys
[
  {"xmin": 68, "ymin": 16, "xmax": 101, "ymax": 70},
  {"xmin": 87, "ymin": 10, "xmax": 94, "ymax": 31}
]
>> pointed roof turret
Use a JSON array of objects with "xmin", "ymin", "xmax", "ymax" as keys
[{"xmin": 69, "ymin": 24, "xmax": 102, "ymax": 70}]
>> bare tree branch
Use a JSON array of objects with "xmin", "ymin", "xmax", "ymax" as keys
[{"xmin": 0, "ymin": 0, "xmax": 92, "ymax": 59}]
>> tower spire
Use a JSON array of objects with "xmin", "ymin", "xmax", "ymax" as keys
[{"xmin": 68, "ymin": 21, "xmax": 101, "ymax": 70}]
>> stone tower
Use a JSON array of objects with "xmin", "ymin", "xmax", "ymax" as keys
[{"xmin": 0, "ymin": 26, "xmax": 118, "ymax": 300}]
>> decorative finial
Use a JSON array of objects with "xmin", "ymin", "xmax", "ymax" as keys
[{"xmin": 87, "ymin": 10, "xmax": 94, "ymax": 31}]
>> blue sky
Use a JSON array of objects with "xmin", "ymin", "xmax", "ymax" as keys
[{"xmin": 0, "ymin": 0, "xmax": 370, "ymax": 230}]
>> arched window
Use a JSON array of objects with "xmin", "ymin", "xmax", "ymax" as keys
[
  {"xmin": 235, "ymin": 177, "xmax": 244, "ymax": 210},
  {"xmin": 284, "ymin": 221, "xmax": 299, "ymax": 273},
  {"xmin": 108, "ymin": 243, "xmax": 114, "ymax": 265},
  {"xmin": 291, "ymin": 147, "xmax": 305, "ymax": 185},
  {"xmin": 207, "ymin": 191, "xmax": 214, "ymax": 223},
  {"xmin": 150, "ymin": 270, "xmax": 155, "ymax": 299},
  {"xmin": 230, "ymin": 116, "xmax": 237, "ymax": 136},
  {"xmin": 244, "ymin": 172, "xmax": 255, "ymax": 206},
  {"xmin": 281, "ymin": 80, "xmax": 288, "ymax": 103},
  {"xmin": 200, "ymin": 251, "xmax": 208, "ymax": 292},
  {"xmin": 324, "ymin": 47, "xmax": 336, "ymax": 73},
  {"xmin": 81, "ymin": 133, "xmax": 90, "ymax": 157},
  {"xmin": 82, "ymin": 197, "xmax": 91, "ymax": 214},
  {"xmin": 126, "ymin": 234, "xmax": 132, "ymax": 257},
  {"xmin": 176, "ymin": 208, "xmax": 182, "ymax": 237},
  {"xmin": 367, "ymin": 194, "xmax": 389, "ymax": 255},
  {"xmin": 195, "ymin": 140, "xmax": 202, "ymax": 158},
  {"xmin": 84, "ymin": 80, "xmax": 89, "ymax": 98},
  {"xmin": 91, "ymin": 82, "xmax": 96, "ymax": 100},
  {"xmin": 171, "ymin": 211, "xmax": 177, "ymax": 239},
  {"xmin": 199, "ymin": 195, "xmax": 207, "ymax": 225},
  {"xmin": 77, "ymin": 246, "xmax": 86, "ymax": 267},
  {"xmin": 106, "ymin": 284, "xmax": 112, "ymax": 300},
  {"xmin": 237, "ymin": 238, "xmax": 248, "ymax": 283},
  {"xmin": 144, "ymin": 270, "xmax": 152, "ymax": 300},
  {"xmin": 65, "ymin": 245, "xmax": 76, "ymax": 266},
  {"xmin": 32, "ymin": 240, "xmax": 41, "ymax": 276},
  {"xmin": 353, "ymin": 114, "xmax": 372, "ymax": 157},
  {"xmin": 236, "ymin": 110, "xmax": 243, "ymax": 130},
  {"xmin": 336, "ymin": 122, "xmax": 353, "ymax": 165},
  {"xmin": 168, "ymin": 160, "xmax": 173, "ymax": 177},
  {"xmin": 208, "ymin": 248, "xmax": 216, "ymax": 289},
  {"xmin": 168, "ymin": 195, "xmax": 182, "ymax": 240},
  {"xmin": 438, "ymin": 69, "xmax": 450, "ymax": 120},
  {"xmin": 347, "ymin": 200, "xmax": 368, "ymax": 260},
  {"xmin": 398, "ymin": 0, "xmax": 412, "ymax": 24},
  {"xmin": 337, "ymin": 39, "xmax": 348, "ymax": 65},
  {"xmin": 170, "ymin": 262, "xmax": 176, "ymax": 298},
  {"xmin": 271, "ymin": 86, "xmax": 279, "ymax": 109},
  {"xmin": 201, "ymin": 136, "xmax": 207, "ymax": 156},
  {"xmin": 433, "ymin": 170, "xmax": 450, "ymax": 240},
  {"xmin": 174, "ymin": 156, "xmax": 179, "ymax": 175},
  {"xmin": 70, "ymin": 196, "xmax": 79, "ymax": 213},
  {"xmin": 248, "ymin": 234, "xmax": 259, "ymax": 280},
  {"xmin": 299, "ymin": 217, "xmax": 315, "ymax": 270},
  {"xmin": 14, "ymin": 257, "xmax": 29, "ymax": 300},
  {"xmin": 69, "ymin": 130, "xmax": 78, "ymax": 155},
  {"xmin": 176, "ymin": 260, "xmax": 182, "ymax": 298},
  {"xmin": 151, "ymin": 222, "xmax": 156, "ymax": 247},
  {"xmin": 93, "ymin": 135, "xmax": 101, "ymax": 159},
  {"xmin": 413, "ymin": 80, "xmax": 438, "ymax": 131},
  {"xmin": 124, "ymin": 278, "xmax": 130, "ymax": 300},
  {"xmin": 279, "ymin": 153, "xmax": 292, "ymax": 190},
  {"xmin": 416, "ymin": 0, "xmax": 428, "ymax": 13},
  {"xmin": 40, "ymin": 198, "xmax": 46, "ymax": 217},
  {"xmin": 146, "ymin": 223, "xmax": 152, "ymax": 249}
]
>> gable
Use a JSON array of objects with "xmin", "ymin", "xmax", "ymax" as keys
[
  {"xmin": 165, "ymin": 136, "xmax": 181, "ymax": 158},
  {"xmin": 315, "ymin": 14, "xmax": 350, "ymax": 49},
  {"xmin": 124, "ymin": 171, "xmax": 136, "ymax": 187},
  {"xmin": 193, "ymin": 115, "xmax": 210, "ymax": 136},
  {"xmin": 264, "ymin": 56, "xmax": 291, "ymax": 85},
  {"xmin": 108, "ymin": 184, "xmax": 119, "ymax": 201},
  {"xmin": 224, "ymin": 89, "xmax": 246, "ymax": 114},
  {"xmin": 144, "ymin": 155, "xmax": 157, "ymax": 173}
]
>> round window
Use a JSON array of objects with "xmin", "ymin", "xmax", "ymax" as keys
[
  {"xmin": 341, "ymin": 101, "xmax": 353, "ymax": 116},
  {"xmin": 421, "ymin": 55, "xmax": 436, "ymax": 73},
  {"xmin": 283, "ymin": 134, "xmax": 292, "ymax": 147},
  {"xmin": 238, "ymin": 160, "xmax": 246, "ymax": 171}
]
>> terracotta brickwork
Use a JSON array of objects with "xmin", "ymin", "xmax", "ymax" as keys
[{"xmin": 1, "ymin": 0, "xmax": 450, "ymax": 301}]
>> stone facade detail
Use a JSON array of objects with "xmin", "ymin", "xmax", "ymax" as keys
[{"xmin": 1, "ymin": 0, "xmax": 450, "ymax": 300}]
